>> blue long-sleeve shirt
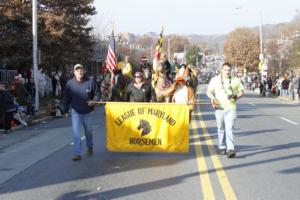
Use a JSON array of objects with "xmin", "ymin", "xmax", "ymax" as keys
[{"xmin": 63, "ymin": 76, "xmax": 100, "ymax": 114}]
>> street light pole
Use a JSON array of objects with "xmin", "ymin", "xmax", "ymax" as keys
[
  {"xmin": 235, "ymin": 7, "xmax": 264, "ymax": 61},
  {"xmin": 168, "ymin": 38, "xmax": 171, "ymax": 61},
  {"xmin": 32, "ymin": 0, "xmax": 39, "ymax": 111},
  {"xmin": 184, "ymin": 44, "xmax": 187, "ymax": 64},
  {"xmin": 167, "ymin": 37, "xmax": 175, "ymax": 61},
  {"xmin": 259, "ymin": 10, "xmax": 264, "ymax": 61}
]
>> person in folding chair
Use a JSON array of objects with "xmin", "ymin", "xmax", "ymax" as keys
[{"xmin": 206, "ymin": 63, "xmax": 244, "ymax": 158}]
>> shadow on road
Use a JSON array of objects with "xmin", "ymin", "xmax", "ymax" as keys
[
  {"xmin": 1, "ymin": 92, "xmax": 299, "ymax": 198},
  {"xmin": 56, "ymin": 171, "xmax": 201, "ymax": 200}
]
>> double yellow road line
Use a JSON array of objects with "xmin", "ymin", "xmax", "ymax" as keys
[{"xmin": 191, "ymin": 106, "xmax": 237, "ymax": 200}]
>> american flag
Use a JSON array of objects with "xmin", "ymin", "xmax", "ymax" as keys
[{"xmin": 106, "ymin": 31, "xmax": 117, "ymax": 74}]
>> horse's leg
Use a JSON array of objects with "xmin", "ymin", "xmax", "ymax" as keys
[
  {"xmin": 155, "ymin": 88, "xmax": 163, "ymax": 102},
  {"xmin": 164, "ymin": 96, "xmax": 170, "ymax": 103}
]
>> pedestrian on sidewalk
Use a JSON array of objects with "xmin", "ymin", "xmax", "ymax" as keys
[
  {"xmin": 2, "ymin": 85, "xmax": 16, "ymax": 134},
  {"xmin": 63, "ymin": 64, "xmax": 100, "ymax": 161},
  {"xmin": 0, "ymin": 86, "xmax": 5, "ymax": 131},
  {"xmin": 206, "ymin": 63, "xmax": 244, "ymax": 158},
  {"xmin": 292, "ymin": 73, "xmax": 300, "ymax": 104}
]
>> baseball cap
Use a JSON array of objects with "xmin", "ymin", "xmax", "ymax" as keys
[
  {"xmin": 141, "ymin": 56, "xmax": 148, "ymax": 61},
  {"xmin": 74, "ymin": 64, "xmax": 83, "ymax": 70},
  {"xmin": 134, "ymin": 71, "xmax": 143, "ymax": 77}
]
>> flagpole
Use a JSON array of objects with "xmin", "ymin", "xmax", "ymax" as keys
[
  {"xmin": 112, "ymin": 22, "xmax": 115, "ymax": 33},
  {"xmin": 111, "ymin": 22, "xmax": 115, "ymax": 76}
]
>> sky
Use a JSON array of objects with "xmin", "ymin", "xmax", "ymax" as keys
[{"xmin": 90, "ymin": 0, "xmax": 299, "ymax": 35}]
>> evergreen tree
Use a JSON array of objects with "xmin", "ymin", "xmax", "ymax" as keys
[
  {"xmin": 39, "ymin": 0, "xmax": 96, "ymax": 69},
  {"xmin": 0, "ymin": 0, "xmax": 96, "ymax": 71},
  {"xmin": 0, "ymin": 0, "xmax": 32, "ymax": 70}
]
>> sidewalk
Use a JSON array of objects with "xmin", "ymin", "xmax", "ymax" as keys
[
  {"xmin": 247, "ymin": 89, "xmax": 299, "ymax": 105},
  {"xmin": 0, "ymin": 94, "xmax": 66, "ymax": 153},
  {"xmin": 0, "ymin": 94, "xmax": 62, "ymax": 135},
  {"xmin": 1, "ymin": 109, "xmax": 53, "ymax": 132},
  {"xmin": 277, "ymin": 95, "xmax": 299, "ymax": 105},
  {"xmin": 0, "ymin": 109, "xmax": 54, "ymax": 150}
]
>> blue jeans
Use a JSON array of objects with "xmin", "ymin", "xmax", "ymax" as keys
[
  {"xmin": 215, "ymin": 108, "xmax": 236, "ymax": 151},
  {"xmin": 71, "ymin": 109, "xmax": 93, "ymax": 155}
]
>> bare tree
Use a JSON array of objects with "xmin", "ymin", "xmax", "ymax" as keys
[
  {"xmin": 136, "ymin": 35, "xmax": 155, "ymax": 49},
  {"xmin": 223, "ymin": 28, "xmax": 260, "ymax": 72}
]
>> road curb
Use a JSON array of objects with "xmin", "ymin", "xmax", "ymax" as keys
[
  {"xmin": 277, "ymin": 97, "xmax": 299, "ymax": 105},
  {"xmin": 0, "ymin": 115, "xmax": 54, "ymax": 134},
  {"xmin": 32, "ymin": 116, "xmax": 53, "ymax": 124}
]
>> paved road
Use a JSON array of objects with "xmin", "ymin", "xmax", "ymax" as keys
[
  {"xmin": 195, "ymin": 86, "xmax": 300, "ymax": 200},
  {"xmin": 0, "ymin": 86, "xmax": 300, "ymax": 200}
]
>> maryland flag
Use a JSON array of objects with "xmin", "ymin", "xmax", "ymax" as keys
[
  {"xmin": 117, "ymin": 61, "xmax": 123, "ymax": 70},
  {"xmin": 153, "ymin": 27, "xmax": 164, "ymax": 71},
  {"xmin": 105, "ymin": 102, "xmax": 189, "ymax": 153}
]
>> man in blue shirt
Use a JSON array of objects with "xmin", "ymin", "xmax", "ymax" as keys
[{"xmin": 63, "ymin": 64, "xmax": 100, "ymax": 161}]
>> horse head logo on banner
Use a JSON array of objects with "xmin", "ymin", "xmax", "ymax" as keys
[{"xmin": 137, "ymin": 119, "xmax": 152, "ymax": 136}]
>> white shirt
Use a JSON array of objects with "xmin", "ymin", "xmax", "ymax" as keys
[{"xmin": 173, "ymin": 85, "xmax": 189, "ymax": 104}]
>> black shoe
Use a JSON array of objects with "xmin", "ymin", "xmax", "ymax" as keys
[
  {"xmin": 87, "ymin": 147, "xmax": 93, "ymax": 156},
  {"xmin": 219, "ymin": 149, "xmax": 226, "ymax": 155},
  {"xmin": 227, "ymin": 150, "xmax": 236, "ymax": 158},
  {"xmin": 72, "ymin": 155, "xmax": 82, "ymax": 161}
]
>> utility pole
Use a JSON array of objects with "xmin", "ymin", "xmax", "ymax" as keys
[
  {"xmin": 184, "ymin": 44, "xmax": 187, "ymax": 64},
  {"xmin": 167, "ymin": 37, "xmax": 175, "ymax": 61},
  {"xmin": 32, "ymin": 0, "xmax": 39, "ymax": 111},
  {"xmin": 259, "ymin": 10, "xmax": 264, "ymax": 62},
  {"xmin": 168, "ymin": 38, "xmax": 171, "ymax": 61}
]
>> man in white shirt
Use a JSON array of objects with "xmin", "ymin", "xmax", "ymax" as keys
[{"xmin": 207, "ymin": 63, "xmax": 244, "ymax": 158}]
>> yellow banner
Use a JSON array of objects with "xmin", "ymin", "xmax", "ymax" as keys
[{"xmin": 105, "ymin": 102, "xmax": 189, "ymax": 153}]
